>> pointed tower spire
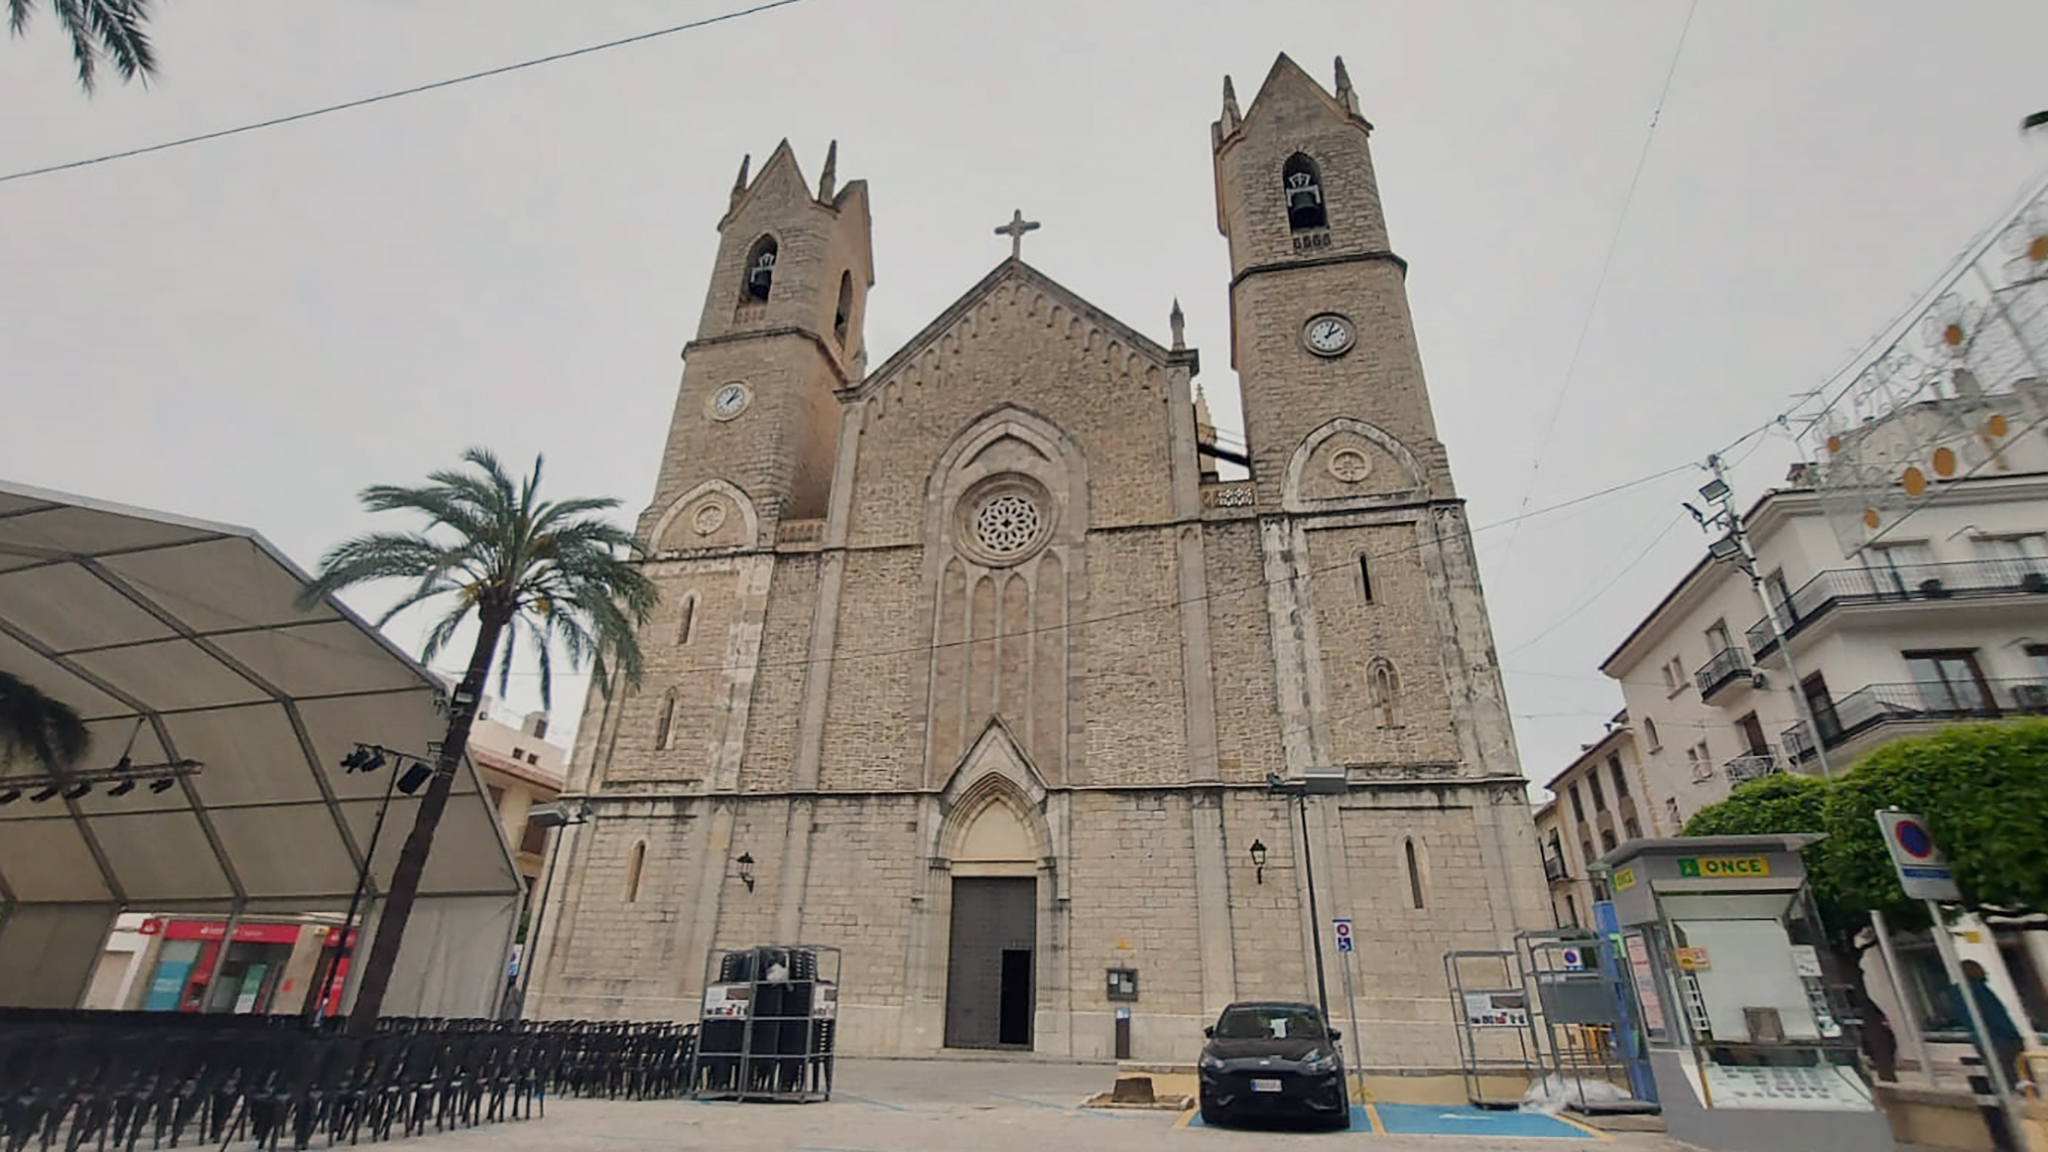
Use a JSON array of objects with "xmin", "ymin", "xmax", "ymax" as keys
[
  {"xmin": 730, "ymin": 153, "xmax": 752, "ymax": 208},
  {"xmin": 1169, "ymin": 298, "xmax": 1186, "ymax": 351},
  {"xmin": 1333, "ymin": 55, "xmax": 1359, "ymax": 115},
  {"xmin": 817, "ymin": 140, "xmax": 838, "ymax": 202},
  {"xmin": 1220, "ymin": 75, "xmax": 1242, "ymax": 131}
]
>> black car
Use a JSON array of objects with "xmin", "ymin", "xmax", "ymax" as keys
[{"xmin": 1196, "ymin": 1001, "xmax": 1350, "ymax": 1129}]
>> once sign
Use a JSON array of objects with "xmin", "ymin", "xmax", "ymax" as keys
[{"xmin": 1675, "ymin": 856, "xmax": 1771, "ymax": 879}]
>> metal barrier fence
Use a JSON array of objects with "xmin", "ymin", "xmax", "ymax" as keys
[{"xmin": 0, "ymin": 1011, "xmax": 695, "ymax": 1152}]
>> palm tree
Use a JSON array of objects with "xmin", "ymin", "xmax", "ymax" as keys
[
  {"xmin": 302, "ymin": 448, "xmax": 656, "ymax": 1034},
  {"xmin": 0, "ymin": 670, "xmax": 91, "ymax": 774},
  {"xmin": 7, "ymin": 0, "xmax": 157, "ymax": 93}
]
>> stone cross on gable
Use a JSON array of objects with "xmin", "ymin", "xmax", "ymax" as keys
[{"xmin": 994, "ymin": 210, "xmax": 1041, "ymax": 260}]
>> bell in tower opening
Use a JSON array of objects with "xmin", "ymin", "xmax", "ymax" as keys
[
  {"xmin": 746, "ymin": 238, "xmax": 777, "ymax": 302},
  {"xmin": 1282, "ymin": 153, "xmax": 1325, "ymax": 231}
]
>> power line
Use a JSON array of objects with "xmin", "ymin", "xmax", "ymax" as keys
[
  {"xmin": 1494, "ymin": 0, "xmax": 1701, "ymax": 573},
  {"xmin": 0, "ymin": 0, "xmax": 818, "ymax": 186}
]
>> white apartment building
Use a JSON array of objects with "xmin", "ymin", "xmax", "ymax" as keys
[
  {"xmin": 1534, "ymin": 717, "xmax": 1661, "ymax": 930},
  {"xmin": 1598, "ymin": 391, "xmax": 2048, "ymax": 1071},
  {"xmin": 1603, "ymin": 402, "xmax": 2048, "ymax": 824}
]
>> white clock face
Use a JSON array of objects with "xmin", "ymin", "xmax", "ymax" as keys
[
  {"xmin": 1305, "ymin": 315, "xmax": 1355, "ymax": 356},
  {"xmin": 711, "ymin": 383, "xmax": 749, "ymax": 420}
]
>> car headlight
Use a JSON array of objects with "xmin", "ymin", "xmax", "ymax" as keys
[
  {"xmin": 1198, "ymin": 1053, "xmax": 1224, "ymax": 1071},
  {"xmin": 1301, "ymin": 1050, "xmax": 1338, "ymax": 1073}
]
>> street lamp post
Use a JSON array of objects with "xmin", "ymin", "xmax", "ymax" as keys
[
  {"xmin": 304, "ymin": 744, "xmax": 416, "ymax": 1027},
  {"xmin": 1268, "ymin": 774, "xmax": 1333, "ymax": 1026},
  {"xmin": 1693, "ymin": 456, "xmax": 1837, "ymax": 779},
  {"xmin": 510, "ymin": 799, "xmax": 592, "ymax": 1016}
]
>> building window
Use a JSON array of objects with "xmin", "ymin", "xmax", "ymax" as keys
[
  {"xmin": 655, "ymin": 690, "xmax": 677, "ymax": 751},
  {"xmin": 1600, "ymin": 829, "xmax": 1618, "ymax": 852},
  {"xmin": 1705, "ymin": 618, "xmax": 1733, "ymax": 654},
  {"xmin": 1802, "ymin": 672, "xmax": 1841, "ymax": 744},
  {"xmin": 532, "ymin": 716, "xmax": 548, "ymax": 739},
  {"xmin": 677, "ymin": 592, "xmax": 698, "ymax": 646},
  {"xmin": 1568, "ymin": 783, "xmax": 1585, "ymax": 823},
  {"xmin": 1563, "ymin": 894, "xmax": 1578, "ymax": 927},
  {"xmin": 625, "ymin": 842, "xmax": 646, "ymax": 903},
  {"xmin": 1607, "ymin": 754, "xmax": 1629, "ymax": 798},
  {"xmin": 1663, "ymin": 657, "xmax": 1688, "ymax": 695},
  {"xmin": 512, "ymin": 746, "xmax": 526, "ymax": 762},
  {"xmin": 1862, "ymin": 541, "xmax": 1937, "ymax": 595},
  {"xmin": 833, "ymin": 271, "xmax": 854, "ymax": 346},
  {"xmin": 1736, "ymin": 711, "xmax": 1768, "ymax": 757},
  {"xmin": 1404, "ymin": 838, "xmax": 1425, "ymax": 909},
  {"xmin": 1357, "ymin": 555, "xmax": 1374, "ymax": 603},
  {"xmin": 1765, "ymin": 570, "xmax": 1795, "ymax": 628},
  {"xmin": 1369, "ymin": 660, "xmax": 1400, "ymax": 727},
  {"xmin": 1281, "ymin": 153, "xmax": 1326, "ymax": 231},
  {"xmin": 1580, "ymin": 838, "xmax": 1597, "ymax": 868},
  {"xmin": 743, "ymin": 235, "xmax": 777, "ymax": 302},
  {"xmin": 520, "ymin": 817, "xmax": 548, "ymax": 857},
  {"xmin": 1589, "ymin": 774, "xmax": 1607, "ymax": 812},
  {"xmin": 1643, "ymin": 717, "xmax": 1661, "ymax": 752},
  {"xmin": 1976, "ymin": 534, "xmax": 2048, "ymax": 579},
  {"xmin": 1665, "ymin": 797, "xmax": 1683, "ymax": 830},
  {"xmin": 1686, "ymin": 739, "xmax": 1712, "ymax": 781},
  {"xmin": 1903, "ymin": 649, "xmax": 1992, "ymax": 714},
  {"xmin": 1623, "ymin": 817, "xmax": 1642, "ymax": 841}
]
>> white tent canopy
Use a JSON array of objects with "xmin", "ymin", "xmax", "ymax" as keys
[{"xmin": 0, "ymin": 480, "xmax": 521, "ymax": 1015}]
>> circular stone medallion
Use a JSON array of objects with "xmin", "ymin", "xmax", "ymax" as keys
[
  {"xmin": 691, "ymin": 501, "xmax": 728, "ymax": 536},
  {"xmin": 1328, "ymin": 447, "xmax": 1372, "ymax": 484}
]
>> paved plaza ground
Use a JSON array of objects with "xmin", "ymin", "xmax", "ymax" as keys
[{"xmin": 424, "ymin": 1059, "xmax": 1700, "ymax": 1151}]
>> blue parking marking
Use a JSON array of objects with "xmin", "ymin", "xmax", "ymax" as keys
[
  {"xmin": 840, "ymin": 1093, "xmax": 910, "ymax": 1112},
  {"xmin": 1373, "ymin": 1103, "xmax": 1594, "ymax": 1139}
]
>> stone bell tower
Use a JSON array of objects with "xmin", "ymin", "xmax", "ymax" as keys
[
  {"xmin": 1212, "ymin": 54, "xmax": 1452, "ymax": 508},
  {"xmin": 641, "ymin": 139, "xmax": 874, "ymax": 549}
]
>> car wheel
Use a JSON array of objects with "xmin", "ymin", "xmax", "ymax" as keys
[
  {"xmin": 1325, "ymin": 1107, "xmax": 1352, "ymax": 1131},
  {"xmin": 1198, "ymin": 1093, "xmax": 1226, "ymax": 1127}
]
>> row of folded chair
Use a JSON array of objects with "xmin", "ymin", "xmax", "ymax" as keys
[{"xmin": 0, "ymin": 1013, "xmax": 695, "ymax": 1152}]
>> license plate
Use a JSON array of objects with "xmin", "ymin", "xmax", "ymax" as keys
[{"xmin": 1252, "ymin": 1078, "xmax": 1283, "ymax": 1093}]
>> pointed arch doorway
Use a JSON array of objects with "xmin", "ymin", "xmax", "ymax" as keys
[{"xmin": 944, "ymin": 797, "xmax": 1037, "ymax": 1048}]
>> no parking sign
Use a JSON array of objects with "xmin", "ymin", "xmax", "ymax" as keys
[{"xmin": 1876, "ymin": 811, "xmax": 1962, "ymax": 901}]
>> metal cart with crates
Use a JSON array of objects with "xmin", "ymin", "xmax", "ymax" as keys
[{"xmin": 686, "ymin": 944, "xmax": 840, "ymax": 1103}]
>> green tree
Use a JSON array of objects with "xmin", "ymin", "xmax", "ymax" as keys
[
  {"xmin": 1821, "ymin": 719, "xmax": 2048, "ymax": 917},
  {"xmin": 7, "ymin": 0, "xmax": 157, "ymax": 93},
  {"xmin": 0, "ymin": 669, "xmax": 91, "ymax": 773},
  {"xmin": 302, "ymin": 449, "xmax": 656, "ymax": 1033},
  {"xmin": 1681, "ymin": 774, "xmax": 1869, "ymax": 949}
]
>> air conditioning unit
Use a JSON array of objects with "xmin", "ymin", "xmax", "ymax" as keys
[
  {"xmin": 2014, "ymin": 683, "xmax": 2048, "ymax": 713},
  {"xmin": 1919, "ymin": 578, "xmax": 1951, "ymax": 599},
  {"xmin": 1749, "ymin": 671, "xmax": 1769, "ymax": 690},
  {"xmin": 2021, "ymin": 571, "xmax": 2048, "ymax": 594}
]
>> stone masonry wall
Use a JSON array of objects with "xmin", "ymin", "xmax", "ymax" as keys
[{"xmin": 1305, "ymin": 522, "xmax": 1460, "ymax": 766}]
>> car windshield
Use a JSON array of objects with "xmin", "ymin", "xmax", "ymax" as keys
[{"xmin": 1216, "ymin": 1005, "xmax": 1325, "ymax": 1041}]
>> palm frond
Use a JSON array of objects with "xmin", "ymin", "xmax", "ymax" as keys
[
  {"xmin": 0, "ymin": 670, "xmax": 91, "ymax": 773},
  {"xmin": 19, "ymin": 0, "xmax": 158, "ymax": 93}
]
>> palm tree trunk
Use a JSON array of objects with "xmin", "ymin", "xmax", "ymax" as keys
[{"xmin": 345, "ymin": 608, "xmax": 512, "ymax": 1036}]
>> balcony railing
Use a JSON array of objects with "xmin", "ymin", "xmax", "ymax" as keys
[
  {"xmin": 1543, "ymin": 854, "xmax": 1570, "ymax": 883},
  {"xmin": 1723, "ymin": 750, "xmax": 1789, "ymax": 784},
  {"xmin": 1748, "ymin": 559, "xmax": 2048, "ymax": 656},
  {"xmin": 1200, "ymin": 480, "xmax": 1256, "ymax": 510},
  {"xmin": 1694, "ymin": 645, "xmax": 1754, "ymax": 700},
  {"xmin": 1782, "ymin": 679, "xmax": 2048, "ymax": 761}
]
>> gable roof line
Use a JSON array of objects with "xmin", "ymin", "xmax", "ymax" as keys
[
  {"xmin": 1217, "ymin": 52, "xmax": 1370, "ymax": 151},
  {"xmin": 846, "ymin": 258, "xmax": 1176, "ymax": 400}
]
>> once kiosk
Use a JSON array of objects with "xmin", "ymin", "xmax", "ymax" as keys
[{"xmin": 1599, "ymin": 834, "xmax": 1893, "ymax": 1152}]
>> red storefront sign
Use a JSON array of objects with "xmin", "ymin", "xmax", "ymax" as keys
[{"xmin": 161, "ymin": 919, "xmax": 312, "ymax": 945}]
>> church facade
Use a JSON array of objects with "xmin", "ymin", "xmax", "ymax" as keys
[{"xmin": 528, "ymin": 53, "xmax": 1549, "ymax": 1067}]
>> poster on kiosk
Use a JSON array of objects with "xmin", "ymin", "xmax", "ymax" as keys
[{"xmin": 1596, "ymin": 834, "xmax": 1892, "ymax": 1152}]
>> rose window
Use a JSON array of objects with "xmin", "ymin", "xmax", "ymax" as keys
[{"xmin": 974, "ymin": 493, "xmax": 1042, "ymax": 557}]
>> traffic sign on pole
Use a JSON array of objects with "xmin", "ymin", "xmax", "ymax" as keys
[
  {"xmin": 1332, "ymin": 918, "xmax": 1354, "ymax": 954},
  {"xmin": 1876, "ymin": 811, "xmax": 1962, "ymax": 902}
]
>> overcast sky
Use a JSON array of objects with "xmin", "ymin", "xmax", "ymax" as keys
[{"xmin": 6, "ymin": 0, "xmax": 2047, "ymax": 790}]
